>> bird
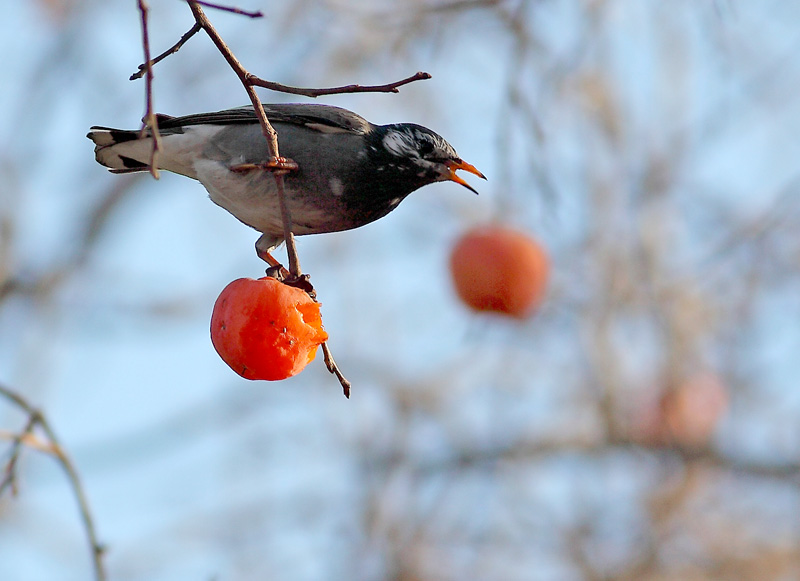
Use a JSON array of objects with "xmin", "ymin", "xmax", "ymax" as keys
[{"xmin": 87, "ymin": 103, "xmax": 485, "ymax": 262}]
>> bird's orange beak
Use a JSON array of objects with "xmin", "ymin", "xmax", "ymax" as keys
[{"xmin": 444, "ymin": 158, "xmax": 486, "ymax": 194}]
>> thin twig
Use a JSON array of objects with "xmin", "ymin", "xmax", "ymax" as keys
[
  {"xmin": 322, "ymin": 342, "xmax": 351, "ymax": 398},
  {"xmin": 137, "ymin": 0, "xmax": 162, "ymax": 179},
  {"xmin": 275, "ymin": 177, "xmax": 302, "ymax": 276},
  {"xmin": 186, "ymin": 3, "xmax": 279, "ymax": 166},
  {"xmin": 129, "ymin": 10, "xmax": 429, "ymax": 97},
  {"xmin": 421, "ymin": 0, "xmax": 502, "ymax": 13},
  {"xmin": 0, "ymin": 384, "xmax": 106, "ymax": 581},
  {"xmin": 130, "ymin": 22, "xmax": 201, "ymax": 80},
  {"xmin": 248, "ymin": 71, "xmax": 432, "ymax": 98},
  {"xmin": 188, "ymin": 0, "xmax": 263, "ymax": 17}
]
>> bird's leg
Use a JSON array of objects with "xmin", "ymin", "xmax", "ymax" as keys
[{"xmin": 256, "ymin": 247, "xmax": 290, "ymax": 279}]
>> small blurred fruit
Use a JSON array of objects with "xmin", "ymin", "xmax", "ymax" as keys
[
  {"xmin": 662, "ymin": 373, "xmax": 728, "ymax": 447},
  {"xmin": 210, "ymin": 277, "xmax": 328, "ymax": 381},
  {"xmin": 633, "ymin": 372, "xmax": 728, "ymax": 448},
  {"xmin": 449, "ymin": 225, "xmax": 549, "ymax": 318}
]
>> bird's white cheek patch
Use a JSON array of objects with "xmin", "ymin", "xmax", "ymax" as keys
[
  {"xmin": 329, "ymin": 177, "xmax": 344, "ymax": 196},
  {"xmin": 383, "ymin": 132, "xmax": 415, "ymax": 157}
]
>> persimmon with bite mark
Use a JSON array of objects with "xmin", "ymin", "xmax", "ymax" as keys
[
  {"xmin": 210, "ymin": 277, "xmax": 328, "ymax": 381},
  {"xmin": 450, "ymin": 225, "xmax": 549, "ymax": 318}
]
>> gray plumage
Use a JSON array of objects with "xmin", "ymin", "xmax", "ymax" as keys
[{"xmin": 88, "ymin": 103, "xmax": 484, "ymax": 254}]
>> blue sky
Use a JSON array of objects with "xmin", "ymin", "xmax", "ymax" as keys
[{"xmin": 2, "ymin": 1, "xmax": 800, "ymax": 579}]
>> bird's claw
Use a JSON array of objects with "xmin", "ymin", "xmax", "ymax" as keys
[
  {"xmin": 265, "ymin": 157, "xmax": 299, "ymax": 174},
  {"xmin": 264, "ymin": 266, "xmax": 316, "ymax": 300},
  {"xmin": 265, "ymin": 264, "xmax": 287, "ymax": 279},
  {"xmin": 230, "ymin": 157, "xmax": 299, "ymax": 176},
  {"xmin": 282, "ymin": 273, "xmax": 316, "ymax": 300}
]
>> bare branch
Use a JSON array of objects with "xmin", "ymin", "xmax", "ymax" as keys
[
  {"xmin": 137, "ymin": 0, "xmax": 162, "ymax": 179},
  {"xmin": 0, "ymin": 413, "xmax": 38, "ymax": 497},
  {"xmin": 322, "ymin": 342, "xmax": 352, "ymax": 398},
  {"xmin": 422, "ymin": 0, "xmax": 502, "ymax": 13},
  {"xmin": 187, "ymin": 0, "xmax": 263, "ymax": 17},
  {"xmin": 130, "ymin": 22, "xmax": 201, "ymax": 80},
  {"xmin": 248, "ymin": 71, "xmax": 432, "ymax": 98},
  {"xmin": 186, "ymin": 3, "xmax": 279, "ymax": 160},
  {"xmin": 365, "ymin": 435, "xmax": 800, "ymax": 482},
  {"xmin": 185, "ymin": 1, "xmax": 303, "ymax": 278},
  {"xmin": 0, "ymin": 384, "xmax": 106, "ymax": 581}
]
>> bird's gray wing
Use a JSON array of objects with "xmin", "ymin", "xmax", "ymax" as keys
[{"xmin": 156, "ymin": 103, "xmax": 373, "ymax": 135}]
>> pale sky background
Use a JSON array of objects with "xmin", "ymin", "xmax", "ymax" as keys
[{"xmin": 2, "ymin": 1, "xmax": 800, "ymax": 580}]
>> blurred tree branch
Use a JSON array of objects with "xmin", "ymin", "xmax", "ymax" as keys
[
  {"xmin": 5, "ymin": 0, "xmax": 800, "ymax": 578},
  {"xmin": 0, "ymin": 384, "xmax": 106, "ymax": 581},
  {"xmin": 364, "ymin": 436, "xmax": 800, "ymax": 482}
]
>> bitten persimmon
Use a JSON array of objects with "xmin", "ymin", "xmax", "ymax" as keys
[
  {"xmin": 210, "ymin": 277, "xmax": 328, "ymax": 381},
  {"xmin": 450, "ymin": 225, "xmax": 549, "ymax": 318}
]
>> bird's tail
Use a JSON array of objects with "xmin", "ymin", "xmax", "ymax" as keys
[{"xmin": 87, "ymin": 127, "xmax": 157, "ymax": 174}]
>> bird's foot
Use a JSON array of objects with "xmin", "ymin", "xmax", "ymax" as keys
[
  {"xmin": 281, "ymin": 273, "xmax": 316, "ymax": 300},
  {"xmin": 265, "ymin": 156, "xmax": 299, "ymax": 175},
  {"xmin": 261, "ymin": 252, "xmax": 316, "ymax": 299},
  {"xmin": 265, "ymin": 263, "xmax": 288, "ymax": 280},
  {"xmin": 229, "ymin": 157, "xmax": 299, "ymax": 176}
]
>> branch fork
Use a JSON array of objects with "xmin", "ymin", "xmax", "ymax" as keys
[{"xmin": 0, "ymin": 384, "xmax": 106, "ymax": 581}]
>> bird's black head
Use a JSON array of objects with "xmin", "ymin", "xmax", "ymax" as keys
[{"xmin": 372, "ymin": 123, "xmax": 486, "ymax": 194}]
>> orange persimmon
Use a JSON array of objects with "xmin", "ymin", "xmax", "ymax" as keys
[
  {"xmin": 450, "ymin": 225, "xmax": 549, "ymax": 318},
  {"xmin": 633, "ymin": 373, "xmax": 729, "ymax": 448},
  {"xmin": 210, "ymin": 277, "xmax": 328, "ymax": 381}
]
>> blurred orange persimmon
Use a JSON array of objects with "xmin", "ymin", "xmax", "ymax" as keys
[
  {"xmin": 633, "ymin": 372, "xmax": 729, "ymax": 448},
  {"xmin": 210, "ymin": 277, "xmax": 328, "ymax": 381},
  {"xmin": 450, "ymin": 225, "xmax": 549, "ymax": 318}
]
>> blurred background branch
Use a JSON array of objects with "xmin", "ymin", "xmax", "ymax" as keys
[
  {"xmin": 2, "ymin": 0, "xmax": 800, "ymax": 579},
  {"xmin": 0, "ymin": 384, "xmax": 106, "ymax": 580}
]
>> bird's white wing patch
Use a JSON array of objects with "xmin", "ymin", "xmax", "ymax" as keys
[{"xmin": 329, "ymin": 177, "xmax": 344, "ymax": 196}]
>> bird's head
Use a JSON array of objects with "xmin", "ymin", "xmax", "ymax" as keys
[{"xmin": 378, "ymin": 124, "xmax": 486, "ymax": 194}]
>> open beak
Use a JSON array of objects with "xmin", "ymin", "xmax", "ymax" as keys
[{"xmin": 444, "ymin": 158, "xmax": 486, "ymax": 195}]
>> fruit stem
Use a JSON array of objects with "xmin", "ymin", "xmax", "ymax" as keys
[{"xmin": 322, "ymin": 342, "xmax": 351, "ymax": 398}]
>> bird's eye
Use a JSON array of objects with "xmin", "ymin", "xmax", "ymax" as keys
[{"xmin": 419, "ymin": 140, "xmax": 434, "ymax": 156}]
